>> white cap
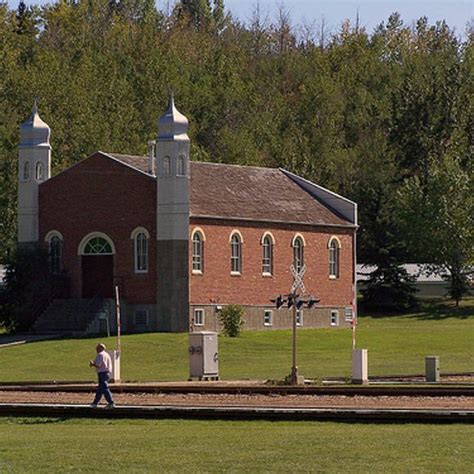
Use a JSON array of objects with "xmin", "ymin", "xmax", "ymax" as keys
[
  {"xmin": 157, "ymin": 94, "xmax": 189, "ymax": 142},
  {"xmin": 20, "ymin": 100, "xmax": 51, "ymax": 147}
]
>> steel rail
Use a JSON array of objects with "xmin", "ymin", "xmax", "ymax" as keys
[
  {"xmin": 0, "ymin": 403, "xmax": 472, "ymax": 424},
  {"xmin": 0, "ymin": 383, "xmax": 473, "ymax": 397}
]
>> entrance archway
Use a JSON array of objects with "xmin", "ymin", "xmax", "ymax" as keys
[{"xmin": 78, "ymin": 234, "xmax": 115, "ymax": 298}]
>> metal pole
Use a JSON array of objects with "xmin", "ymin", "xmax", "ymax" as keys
[
  {"xmin": 115, "ymin": 285, "xmax": 121, "ymax": 353},
  {"xmin": 352, "ymin": 227, "xmax": 357, "ymax": 351},
  {"xmin": 352, "ymin": 311, "xmax": 356, "ymax": 350},
  {"xmin": 291, "ymin": 293, "xmax": 298, "ymax": 385}
]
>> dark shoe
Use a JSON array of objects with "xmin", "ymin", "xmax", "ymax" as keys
[{"xmin": 105, "ymin": 403, "xmax": 115, "ymax": 409}]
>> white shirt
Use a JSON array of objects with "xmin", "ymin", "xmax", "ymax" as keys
[{"xmin": 94, "ymin": 350, "xmax": 112, "ymax": 373}]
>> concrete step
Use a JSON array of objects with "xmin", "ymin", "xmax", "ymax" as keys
[{"xmin": 32, "ymin": 298, "xmax": 111, "ymax": 334}]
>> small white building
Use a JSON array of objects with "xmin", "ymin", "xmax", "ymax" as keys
[
  {"xmin": 0, "ymin": 265, "xmax": 6, "ymax": 288},
  {"xmin": 356, "ymin": 264, "xmax": 453, "ymax": 299}
]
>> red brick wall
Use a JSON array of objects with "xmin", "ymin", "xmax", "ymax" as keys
[
  {"xmin": 189, "ymin": 219, "xmax": 355, "ymax": 308},
  {"xmin": 39, "ymin": 154, "xmax": 355, "ymax": 315},
  {"xmin": 39, "ymin": 153, "xmax": 157, "ymax": 304}
]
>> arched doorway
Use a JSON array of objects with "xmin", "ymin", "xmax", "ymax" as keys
[{"xmin": 78, "ymin": 234, "xmax": 115, "ymax": 298}]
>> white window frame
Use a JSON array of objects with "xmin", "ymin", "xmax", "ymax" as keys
[
  {"xmin": 328, "ymin": 237, "xmax": 341, "ymax": 279},
  {"xmin": 292, "ymin": 235, "xmax": 305, "ymax": 273},
  {"xmin": 264, "ymin": 309, "xmax": 273, "ymax": 326},
  {"xmin": 192, "ymin": 230, "xmax": 204, "ymax": 274},
  {"xmin": 194, "ymin": 308, "xmax": 204, "ymax": 326},
  {"xmin": 177, "ymin": 156, "xmax": 186, "ymax": 176},
  {"xmin": 78, "ymin": 232, "xmax": 116, "ymax": 255},
  {"xmin": 131, "ymin": 228, "xmax": 150, "ymax": 274},
  {"xmin": 296, "ymin": 309, "xmax": 303, "ymax": 326},
  {"xmin": 45, "ymin": 231, "xmax": 63, "ymax": 274},
  {"xmin": 35, "ymin": 161, "xmax": 44, "ymax": 181},
  {"xmin": 22, "ymin": 161, "xmax": 30, "ymax": 181},
  {"xmin": 134, "ymin": 309, "xmax": 149, "ymax": 326},
  {"xmin": 331, "ymin": 310, "xmax": 339, "ymax": 326},
  {"xmin": 345, "ymin": 307, "xmax": 353, "ymax": 322},
  {"xmin": 163, "ymin": 156, "xmax": 171, "ymax": 175},
  {"xmin": 261, "ymin": 233, "xmax": 274, "ymax": 276},
  {"xmin": 230, "ymin": 231, "xmax": 243, "ymax": 275}
]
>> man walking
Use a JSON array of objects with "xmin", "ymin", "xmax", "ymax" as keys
[{"xmin": 90, "ymin": 343, "xmax": 115, "ymax": 408}]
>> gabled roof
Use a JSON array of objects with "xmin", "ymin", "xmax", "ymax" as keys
[{"xmin": 107, "ymin": 153, "xmax": 354, "ymax": 227}]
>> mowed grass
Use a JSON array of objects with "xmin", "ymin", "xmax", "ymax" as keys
[
  {"xmin": 0, "ymin": 299, "xmax": 472, "ymax": 382},
  {"xmin": 0, "ymin": 418, "xmax": 473, "ymax": 473}
]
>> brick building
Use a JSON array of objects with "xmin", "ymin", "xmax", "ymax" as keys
[{"xmin": 18, "ymin": 99, "xmax": 358, "ymax": 334}]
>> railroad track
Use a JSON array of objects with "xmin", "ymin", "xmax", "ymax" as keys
[
  {"xmin": 0, "ymin": 382, "xmax": 473, "ymax": 397},
  {"xmin": 0, "ymin": 402, "xmax": 472, "ymax": 424}
]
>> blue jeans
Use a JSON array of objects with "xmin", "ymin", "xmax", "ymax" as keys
[{"xmin": 93, "ymin": 371, "xmax": 114, "ymax": 405}]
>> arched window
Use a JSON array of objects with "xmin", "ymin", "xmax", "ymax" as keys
[
  {"xmin": 230, "ymin": 232, "xmax": 242, "ymax": 274},
  {"xmin": 83, "ymin": 237, "xmax": 113, "ymax": 254},
  {"xmin": 192, "ymin": 231, "xmax": 204, "ymax": 273},
  {"xmin": 23, "ymin": 162, "xmax": 30, "ymax": 181},
  {"xmin": 163, "ymin": 156, "xmax": 171, "ymax": 175},
  {"xmin": 262, "ymin": 234, "xmax": 273, "ymax": 275},
  {"xmin": 292, "ymin": 236, "xmax": 304, "ymax": 272},
  {"xmin": 329, "ymin": 237, "xmax": 341, "ymax": 278},
  {"xmin": 47, "ymin": 234, "xmax": 63, "ymax": 273},
  {"xmin": 177, "ymin": 156, "xmax": 185, "ymax": 176},
  {"xmin": 35, "ymin": 162, "xmax": 44, "ymax": 181},
  {"xmin": 135, "ymin": 232, "xmax": 148, "ymax": 272}
]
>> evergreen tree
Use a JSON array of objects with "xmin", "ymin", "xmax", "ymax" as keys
[{"xmin": 360, "ymin": 185, "xmax": 417, "ymax": 312}]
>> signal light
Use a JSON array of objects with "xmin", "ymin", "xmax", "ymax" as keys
[
  {"xmin": 295, "ymin": 298, "xmax": 305, "ymax": 310},
  {"xmin": 287, "ymin": 295, "xmax": 294, "ymax": 309},
  {"xmin": 307, "ymin": 296, "xmax": 320, "ymax": 308},
  {"xmin": 270, "ymin": 294, "xmax": 286, "ymax": 309}
]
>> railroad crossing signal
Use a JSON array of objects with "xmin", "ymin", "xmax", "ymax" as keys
[
  {"xmin": 271, "ymin": 293, "xmax": 319, "ymax": 310},
  {"xmin": 290, "ymin": 264, "xmax": 306, "ymax": 293},
  {"xmin": 270, "ymin": 263, "xmax": 320, "ymax": 385},
  {"xmin": 270, "ymin": 294, "xmax": 286, "ymax": 309}
]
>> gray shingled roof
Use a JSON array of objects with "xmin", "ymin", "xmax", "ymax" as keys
[{"xmin": 107, "ymin": 153, "xmax": 352, "ymax": 227}]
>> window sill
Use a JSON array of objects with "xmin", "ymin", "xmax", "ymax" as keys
[
  {"xmin": 230, "ymin": 271, "xmax": 241, "ymax": 277},
  {"xmin": 262, "ymin": 272, "xmax": 273, "ymax": 278},
  {"xmin": 194, "ymin": 323, "xmax": 204, "ymax": 327},
  {"xmin": 264, "ymin": 323, "xmax": 273, "ymax": 327},
  {"xmin": 135, "ymin": 270, "xmax": 148, "ymax": 274},
  {"xmin": 192, "ymin": 270, "xmax": 203, "ymax": 275},
  {"xmin": 329, "ymin": 275, "xmax": 338, "ymax": 280}
]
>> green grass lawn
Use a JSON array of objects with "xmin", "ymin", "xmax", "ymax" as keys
[
  {"xmin": 0, "ymin": 299, "xmax": 472, "ymax": 382},
  {"xmin": 0, "ymin": 418, "xmax": 472, "ymax": 472}
]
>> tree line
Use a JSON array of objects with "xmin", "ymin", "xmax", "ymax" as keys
[{"xmin": 0, "ymin": 1, "xmax": 472, "ymax": 308}]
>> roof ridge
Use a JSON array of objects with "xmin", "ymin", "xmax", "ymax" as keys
[{"xmin": 107, "ymin": 152, "xmax": 280, "ymax": 172}]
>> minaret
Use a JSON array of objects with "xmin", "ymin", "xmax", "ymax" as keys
[
  {"xmin": 18, "ymin": 101, "xmax": 51, "ymax": 248},
  {"xmin": 156, "ymin": 96, "xmax": 190, "ymax": 332}
]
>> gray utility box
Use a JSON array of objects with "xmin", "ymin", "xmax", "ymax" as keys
[
  {"xmin": 189, "ymin": 331, "xmax": 219, "ymax": 380},
  {"xmin": 425, "ymin": 356, "xmax": 440, "ymax": 382}
]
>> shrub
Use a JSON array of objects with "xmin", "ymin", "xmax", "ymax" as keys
[
  {"xmin": 0, "ymin": 246, "xmax": 69, "ymax": 332},
  {"xmin": 218, "ymin": 304, "xmax": 244, "ymax": 337}
]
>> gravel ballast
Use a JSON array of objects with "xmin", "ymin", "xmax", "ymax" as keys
[{"xmin": 0, "ymin": 391, "xmax": 472, "ymax": 409}]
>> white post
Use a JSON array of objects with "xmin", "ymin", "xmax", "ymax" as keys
[
  {"xmin": 110, "ymin": 285, "xmax": 122, "ymax": 382},
  {"xmin": 115, "ymin": 285, "xmax": 121, "ymax": 353},
  {"xmin": 352, "ymin": 348, "xmax": 368, "ymax": 384}
]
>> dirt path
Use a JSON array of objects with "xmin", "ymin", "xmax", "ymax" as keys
[{"xmin": 1, "ymin": 391, "xmax": 472, "ymax": 409}]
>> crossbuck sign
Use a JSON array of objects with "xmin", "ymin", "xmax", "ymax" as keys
[{"xmin": 290, "ymin": 264, "xmax": 306, "ymax": 294}]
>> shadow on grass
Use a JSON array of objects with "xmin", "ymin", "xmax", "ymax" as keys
[
  {"xmin": 408, "ymin": 300, "xmax": 474, "ymax": 320},
  {"xmin": 360, "ymin": 298, "xmax": 474, "ymax": 321},
  {"xmin": 6, "ymin": 417, "xmax": 69, "ymax": 425}
]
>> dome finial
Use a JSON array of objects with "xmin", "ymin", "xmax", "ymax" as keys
[
  {"xmin": 20, "ymin": 99, "xmax": 51, "ymax": 147},
  {"xmin": 32, "ymin": 97, "xmax": 39, "ymax": 114},
  {"xmin": 158, "ymin": 94, "xmax": 189, "ymax": 142}
]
